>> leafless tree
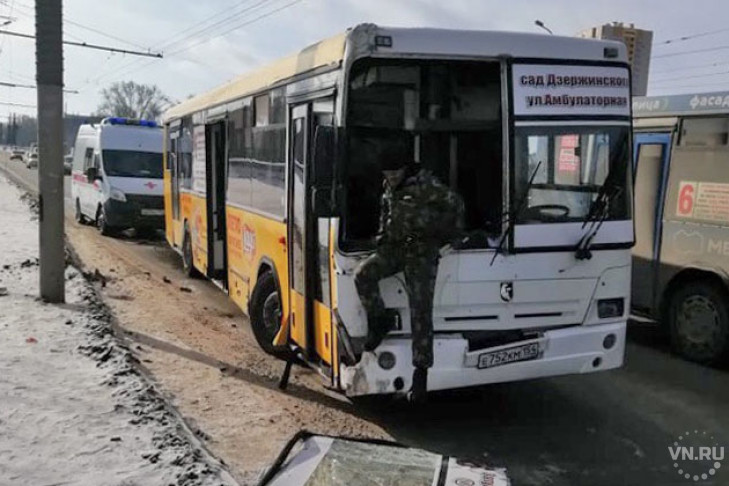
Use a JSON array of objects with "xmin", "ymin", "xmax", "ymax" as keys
[{"xmin": 96, "ymin": 81, "xmax": 172, "ymax": 121}]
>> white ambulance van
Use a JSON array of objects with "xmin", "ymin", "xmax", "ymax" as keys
[{"xmin": 71, "ymin": 117, "xmax": 164, "ymax": 236}]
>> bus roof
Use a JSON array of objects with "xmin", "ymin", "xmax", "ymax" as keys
[
  {"xmin": 633, "ymin": 91, "xmax": 729, "ymax": 118},
  {"xmin": 164, "ymin": 24, "xmax": 627, "ymax": 122},
  {"xmin": 164, "ymin": 32, "xmax": 346, "ymax": 122}
]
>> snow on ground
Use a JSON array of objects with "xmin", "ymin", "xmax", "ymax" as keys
[{"xmin": 0, "ymin": 176, "xmax": 237, "ymax": 486}]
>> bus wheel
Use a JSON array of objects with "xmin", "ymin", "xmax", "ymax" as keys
[
  {"xmin": 96, "ymin": 206, "xmax": 115, "ymax": 236},
  {"xmin": 669, "ymin": 281, "xmax": 729, "ymax": 365},
  {"xmin": 182, "ymin": 227, "xmax": 200, "ymax": 278},
  {"xmin": 250, "ymin": 271, "xmax": 282, "ymax": 355},
  {"xmin": 74, "ymin": 199, "xmax": 87, "ymax": 225}
]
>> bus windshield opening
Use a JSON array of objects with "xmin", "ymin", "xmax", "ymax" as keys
[
  {"xmin": 102, "ymin": 150, "xmax": 164, "ymax": 179},
  {"xmin": 342, "ymin": 59, "xmax": 503, "ymax": 250},
  {"xmin": 513, "ymin": 125, "xmax": 631, "ymax": 224}
]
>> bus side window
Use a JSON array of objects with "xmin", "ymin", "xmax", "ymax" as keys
[
  {"xmin": 167, "ymin": 138, "xmax": 177, "ymax": 172},
  {"xmin": 680, "ymin": 116, "xmax": 729, "ymax": 146}
]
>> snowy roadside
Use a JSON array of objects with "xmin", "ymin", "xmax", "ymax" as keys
[{"xmin": 0, "ymin": 175, "xmax": 238, "ymax": 485}]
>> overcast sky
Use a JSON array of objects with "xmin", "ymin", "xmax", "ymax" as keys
[{"xmin": 2, "ymin": 0, "xmax": 729, "ymax": 120}]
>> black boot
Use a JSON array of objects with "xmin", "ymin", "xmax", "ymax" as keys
[
  {"xmin": 363, "ymin": 310, "xmax": 399, "ymax": 351},
  {"xmin": 410, "ymin": 367, "xmax": 428, "ymax": 403}
]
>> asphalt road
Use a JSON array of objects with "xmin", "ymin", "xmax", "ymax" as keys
[{"xmin": 2, "ymin": 154, "xmax": 728, "ymax": 486}]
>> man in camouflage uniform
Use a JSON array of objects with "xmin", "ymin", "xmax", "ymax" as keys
[{"xmin": 354, "ymin": 161, "xmax": 464, "ymax": 400}]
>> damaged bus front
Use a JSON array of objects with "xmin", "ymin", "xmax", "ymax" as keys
[{"xmin": 331, "ymin": 27, "xmax": 634, "ymax": 396}]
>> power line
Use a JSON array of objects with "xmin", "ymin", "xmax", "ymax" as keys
[
  {"xmin": 166, "ymin": 0, "xmax": 278, "ymax": 55},
  {"xmin": 0, "ymin": 29, "xmax": 162, "ymax": 57},
  {"xmin": 0, "ymin": 80, "xmax": 79, "ymax": 93},
  {"xmin": 8, "ymin": 0, "xmax": 150, "ymax": 50},
  {"xmin": 0, "ymin": 100, "xmax": 35, "ymax": 107},
  {"xmin": 0, "ymin": 79, "xmax": 31, "ymax": 88},
  {"xmin": 653, "ymin": 44, "xmax": 729, "ymax": 59},
  {"xmin": 144, "ymin": 0, "xmax": 303, "ymax": 79},
  {"xmin": 84, "ymin": 0, "xmax": 276, "ymax": 86},
  {"xmin": 650, "ymin": 70, "xmax": 729, "ymax": 85},
  {"xmin": 0, "ymin": 0, "xmax": 16, "ymax": 55},
  {"xmin": 650, "ymin": 60, "xmax": 729, "ymax": 75},
  {"xmin": 168, "ymin": 0, "xmax": 303, "ymax": 57},
  {"xmin": 159, "ymin": 0, "xmax": 267, "ymax": 52},
  {"xmin": 650, "ymin": 80, "xmax": 729, "ymax": 91},
  {"xmin": 86, "ymin": 0, "xmax": 300, "ymax": 87},
  {"xmin": 83, "ymin": 0, "xmax": 263, "ymax": 82},
  {"xmin": 654, "ymin": 27, "xmax": 729, "ymax": 46}
]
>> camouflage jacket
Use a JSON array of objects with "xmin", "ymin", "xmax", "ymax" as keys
[{"xmin": 378, "ymin": 167, "xmax": 465, "ymax": 251}]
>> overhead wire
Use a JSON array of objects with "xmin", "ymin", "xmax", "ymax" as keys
[
  {"xmin": 0, "ymin": 0, "xmax": 15, "ymax": 56},
  {"xmin": 167, "ymin": 0, "xmax": 303, "ymax": 58},
  {"xmin": 650, "ymin": 69, "xmax": 729, "ymax": 85},
  {"xmin": 81, "ymin": 0, "xmax": 269, "ymax": 87},
  {"xmin": 89, "ymin": 0, "xmax": 284, "ymax": 85},
  {"xmin": 650, "ymin": 79, "xmax": 729, "ymax": 91},
  {"xmin": 654, "ymin": 27, "xmax": 729, "ymax": 46},
  {"xmin": 85, "ymin": 0, "xmax": 301, "ymax": 88},
  {"xmin": 650, "ymin": 60, "xmax": 729, "ymax": 75},
  {"xmin": 11, "ymin": 0, "xmax": 150, "ymax": 50},
  {"xmin": 653, "ymin": 44, "xmax": 729, "ymax": 59}
]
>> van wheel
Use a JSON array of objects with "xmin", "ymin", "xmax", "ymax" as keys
[
  {"xmin": 74, "ymin": 199, "xmax": 88, "ymax": 225},
  {"xmin": 182, "ymin": 227, "xmax": 200, "ymax": 278},
  {"xmin": 96, "ymin": 206, "xmax": 116, "ymax": 236},
  {"xmin": 668, "ymin": 281, "xmax": 729, "ymax": 365},
  {"xmin": 250, "ymin": 271, "xmax": 283, "ymax": 356}
]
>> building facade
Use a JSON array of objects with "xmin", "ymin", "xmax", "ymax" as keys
[{"xmin": 578, "ymin": 22, "xmax": 653, "ymax": 96}]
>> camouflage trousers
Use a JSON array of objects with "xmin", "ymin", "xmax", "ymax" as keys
[{"xmin": 354, "ymin": 245, "xmax": 439, "ymax": 369}]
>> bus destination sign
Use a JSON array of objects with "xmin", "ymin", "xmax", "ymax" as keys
[{"xmin": 512, "ymin": 64, "xmax": 631, "ymax": 118}]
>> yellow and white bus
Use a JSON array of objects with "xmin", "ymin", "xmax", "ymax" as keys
[{"xmin": 163, "ymin": 24, "xmax": 634, "ymax": 397}]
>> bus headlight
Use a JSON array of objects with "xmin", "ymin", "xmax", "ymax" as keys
[
  {"xmin": 109, "ymin": 187, "xmax": 127, "ymax": 202},
  {"xmin": 597, "ymin": 298, "xmax": 624, "ymax": 319}
]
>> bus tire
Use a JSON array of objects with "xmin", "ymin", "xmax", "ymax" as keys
[
  {"xmin": 250, "ymin": 271, "xmax": 283, "ymax": 356},
  {"xmin": 668, "ymin": 280, "xmax": 729, "ymax": 365},
  {"xmin": 182, "ymin": 226, "xmax": 201, "ymax": 278},
  {"xmin": 75, "ymin": 199, "xmax": 88, "ymax": 225},
  {"xmin": 96, "ymin": 206, "xmax": 116, "ymax": 236}
]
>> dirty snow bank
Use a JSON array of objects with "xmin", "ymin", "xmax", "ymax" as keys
[{"xmin": 0, "ymin": 176, "xmax": 237, "ymax": 486}]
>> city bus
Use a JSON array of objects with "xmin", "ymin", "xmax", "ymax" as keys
[
  {"xmin": 633, "ymin": 91, "xmax": 729, "ymax": 365},
  {"xmin": 163, "ymin": 24, "xmax": 634, "ymax": 397}
]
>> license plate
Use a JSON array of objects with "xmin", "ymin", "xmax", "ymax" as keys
[
  {"xmin": 477, "ymin": 342, "xmax": 540, "ymax": 369},
  {"xmin": 141, "ymin": 209, "xmax": 164, "ymax": 216}
]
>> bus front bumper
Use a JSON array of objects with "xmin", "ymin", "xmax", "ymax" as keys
[{"xmin": 340, "ymin": 321, "xmax": 626, "ymax": 397}]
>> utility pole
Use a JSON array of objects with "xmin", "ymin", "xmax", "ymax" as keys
[{"xmin": 36, "ymin": 0, "xmax": 65, "ymax": 303}]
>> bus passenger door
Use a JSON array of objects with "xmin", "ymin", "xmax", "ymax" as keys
[
  {"xmin": 632, "ymin": 133, "xmax": 671, "ymax": 312},
  {"xmin": 205, "ymin": 121, "xmax": 228, "ymax": 285},
  {"xmin": 167, "ymin": 131, "xmax": 180, "ymax": 246},
  {"xmin": 288, "ymin": 100, "xmax": 335, "ymax": 367}
]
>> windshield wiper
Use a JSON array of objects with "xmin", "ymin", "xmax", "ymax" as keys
[
  {"xmin": 575, "ymin": 183, "xmax": 623, "ymax": 260},
  {"xmin": 490, "ymin": 161, "xmax": 542, "ymax": 266}
]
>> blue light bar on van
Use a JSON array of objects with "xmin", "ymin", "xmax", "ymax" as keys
[{"xmin": 104, "ymin": 117, "xmax": 158, "ymax": 128}]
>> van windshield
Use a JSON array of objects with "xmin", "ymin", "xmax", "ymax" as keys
[{"xmin": 102, "ymin": 150, "xmax": 163, "ymax": 179}]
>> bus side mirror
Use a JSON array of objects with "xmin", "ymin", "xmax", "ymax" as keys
[{"xmin": 311, "ymin": 125, "xmax": 337, "ymax": 217}]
